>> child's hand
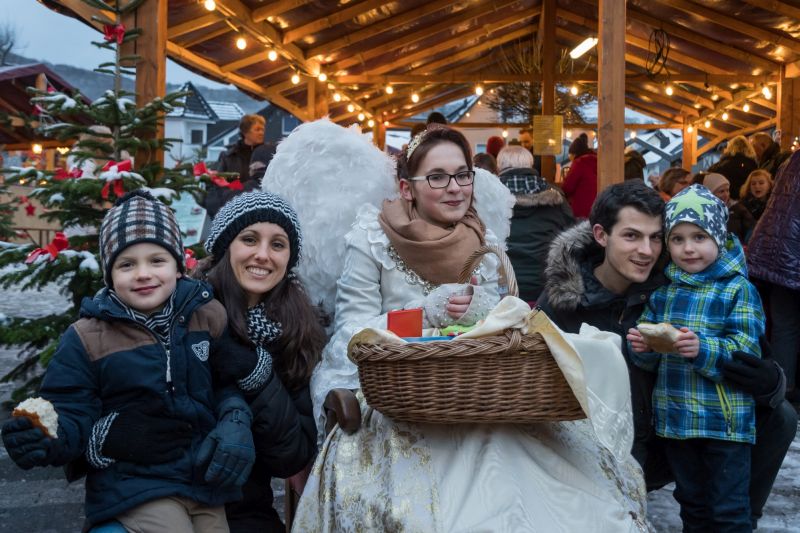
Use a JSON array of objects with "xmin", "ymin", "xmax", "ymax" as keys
[
  {"xmin": 446, "ymin": 276, "xmax": 477, "ymax": 319},
  {"xmin": 626, "ymin": 328, "xmax": 651, "ymax": 353},
  {"xmin": 674, "ymin": 327, "xmax": 699, "ymax": 358}
]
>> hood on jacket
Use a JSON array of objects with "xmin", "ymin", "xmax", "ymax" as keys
[
  {"xmin": 666, "ymin": 233, "xmax": 748, "ymax": 286},
  {"xmin": 515, "ymin": 187, "xmax": 567, "ymax": 208}
]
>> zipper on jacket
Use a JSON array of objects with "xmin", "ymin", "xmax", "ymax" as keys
[{"xmin": 715, "ymin": 383, "xmax": 734, "ymax": 435}]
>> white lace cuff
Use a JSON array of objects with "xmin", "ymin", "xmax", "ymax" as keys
[
  {"xmin": 457, "ymin": 285, "xmax": 501, "ymax": 325},
  {"xmin": 86, "ymin": 412, "xmax": 119, "ymax": 469}
]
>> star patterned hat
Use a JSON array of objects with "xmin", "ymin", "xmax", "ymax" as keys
[{"xmin": 664, "ymin": 184, "xmax": 729, "ymax": 249}]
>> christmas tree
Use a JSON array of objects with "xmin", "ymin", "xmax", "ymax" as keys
[{"xmin": 0, "ymin": 0, "xmax": 210, "ymax": 402}]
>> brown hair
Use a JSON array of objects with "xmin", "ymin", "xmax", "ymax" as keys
[
  {"xmin": 397, "ymin": 125, "xmax": 472, "ymax": 181},
  {"xmin": 239, "ymin": 114, "xmax": 265, "ymax": 136},
  {"xmin": 660, "ymin": 167, "xmax": 691, "ymax": 196},
  {"xmin": 194, "ymin": 254, "xmax": 325, "ymax": 392},
  {"xmin": 740, "ymin": 168, "xmax": 773, "ymax": 200}
]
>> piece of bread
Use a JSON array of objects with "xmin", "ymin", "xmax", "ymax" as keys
[
  {"xmin": 638, "ymin": 322, "xmax": 681, "ymax": 353},
  {"xmin": 13, "ymin": 397, "xmax": 59, "ymax": 439}
]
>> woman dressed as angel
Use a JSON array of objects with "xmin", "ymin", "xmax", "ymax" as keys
[{"xmin": 266, "ymin": 122, "xmax": 651, "ymax": 532}]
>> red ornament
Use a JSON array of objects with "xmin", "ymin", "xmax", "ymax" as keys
[
  {"xmin": 25, "ymin": 232, "xmax": 69, "ymax": 264},
  {"xmin": 193, "ymin": 162, "xmax": 215, "ymax": 177},
  {"xmin": 25, "ymin": 203, "xmax": 35, "ymax": 216},
  {"xmin": 54, "ymin": 168, "xmax": 83, "ymax": 180},
  {"xmin": 184, "ymin": 249, "xmax": 198, "ymax": 270},
  {"xmin": 100, "ymin": 159, "xmax": 132, "ymax": 199},
  {"xmin": 210, "ymin": 175, "xmax": 244, "ymax": 191},
  {"xmin": 103, "ymin": 23, "xmax": 126, "ymax": 44}
]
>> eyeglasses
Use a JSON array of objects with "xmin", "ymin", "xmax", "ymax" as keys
[{"xmin": 408, "ymin": 170, "xmax": 475, "ymax": 189}]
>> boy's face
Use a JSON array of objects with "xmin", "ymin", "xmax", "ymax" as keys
[
  {"xmin": 593, "ymin": 206, "xmax": 664, "ymax": 290},
  {"xmin": 111, "ymin": 242, "xmax": 181, "ymax": 315},
  {"xmin": 667, "ymin": 222, "xmax": 719, "ymax": 274}
]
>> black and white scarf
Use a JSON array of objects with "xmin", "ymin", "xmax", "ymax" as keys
[{"xmin": 239, "ymin": 303, "xmax": 282, "ymax": 392}]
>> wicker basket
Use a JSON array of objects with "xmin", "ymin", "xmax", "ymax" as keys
[{"xmin": 349, "ymin": 245, "xmax": 585, "ymax": 424}]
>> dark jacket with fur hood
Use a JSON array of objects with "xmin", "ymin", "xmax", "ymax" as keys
[
  {"xmin": 536, "ymin": 221, "xmax": 665, "ymax": 477},
  {"xmin": 499, "ymin": 168, "xmax": 574, "ymax": 302}
]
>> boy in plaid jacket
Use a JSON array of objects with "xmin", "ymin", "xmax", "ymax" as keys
[{"xmin": 627, "ymin": 184, "xmax": 765, "ymax": 532}]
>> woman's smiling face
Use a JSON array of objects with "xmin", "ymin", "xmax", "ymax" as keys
[
  {"xmin": 229, "ymin": 222, "xmax": 290, "ymax": 307},
  {"xmin": 399, "ymin": 141, "xmax": 473, "ymax": 227}
]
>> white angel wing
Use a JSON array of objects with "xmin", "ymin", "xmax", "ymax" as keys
[
  {"xmin": 262, "ymin": 119, "xmax": 397, "ymax": 316},
  {"xmin": 472, "ymin": 167, "xmax": 514, "ymax": 246}
]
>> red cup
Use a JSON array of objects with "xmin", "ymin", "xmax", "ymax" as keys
[{"xmin": 387, "ymin": 308, "xmax": 423, "ymax": 337}]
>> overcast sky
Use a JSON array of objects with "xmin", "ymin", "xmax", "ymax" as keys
[{"xmin": 2, "ymin": 0, "xmax": 228, "ymax": 89}]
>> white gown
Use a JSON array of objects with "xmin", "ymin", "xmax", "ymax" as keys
[{"xmin": 292, "ymin": 205, "xmax": 652, "ymax": 533}]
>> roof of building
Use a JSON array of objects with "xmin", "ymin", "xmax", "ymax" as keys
[
  {"xmin": 167, "ymin": 82, "xmax": 218, "ymax": 121},
  {"xmin": 208, "ymin": 100, "xmax": 245, "ymax": 121}
]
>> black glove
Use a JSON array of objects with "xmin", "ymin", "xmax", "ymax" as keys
[
  {"xmin": 721, "ymin": 351, "xmax": 780, "ymax": 398},
  {"xmin": 2, "ymin": 417, "xmax": 55, "ymax": 470},
  {"xmin": 195, "ymin": 400, "xmax": 255, "ymax": 488},
  {"xmin": 212, "ymin": 335, "xmax": 259, "ymax": 385},
  {"xmin": 102, "ymin": 399, "xmax": 193, "ymax": 465}
]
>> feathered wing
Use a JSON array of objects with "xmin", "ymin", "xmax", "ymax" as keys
[
  {"xmin": 472, "ymin": 168, "xmax": 514, "ymax": 246},
  {"xmin": 262, "ymin": 119, "xmax": 397, "ymax": 316}
]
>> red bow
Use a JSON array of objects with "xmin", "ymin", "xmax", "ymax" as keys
[
  {"xmin": 103, "ymin": 23, "xmax": 126, "ymax": 44},
  {"xmin": 184, "ymin": 249, "xmax": 198, "ymax": 270},
  {"xmin": 100, "ymin": 160, "xmax": 132, "ymax": 199},
  {"xmin": 210, "ymin": 175, "xmax": 244, "ymax": 191},
  {"xmin": 54, "ymin": 168, "xmax": 83, "ymax": 181},
  {"xmin": 193, "ymin": 162, "xmax": 216, "ymax": 177},
  {"xmin": 25, "ymin": 232, "xmax": 69, "ymax": 264}
]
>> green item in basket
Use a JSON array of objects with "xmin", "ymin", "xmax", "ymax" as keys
[{"xmin": 440, "ymin": 324, "xmax": 477, "ymax": 337}]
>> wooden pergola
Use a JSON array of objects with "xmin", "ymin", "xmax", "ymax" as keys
[{"xmin": 42, "ymin": 0, "xmax": 800, "ymax": 188}]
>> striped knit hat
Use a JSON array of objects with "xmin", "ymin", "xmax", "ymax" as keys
[
  {"xmin": 99, "ymin": 190, "xmax": 185, "ymax": 286},
  {"xmin": 205, "ymin": 191, "xmax": 302, "ymax": 271},
  {"xmin": 665, "ymin": 184, "xmax": 729, "ymax": 249}
]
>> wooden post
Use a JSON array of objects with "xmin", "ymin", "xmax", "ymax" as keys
[
  {"xmin": 777, "ymin": 64, "xmax": 800, "ymax": 150},
  {"xmin": 597, "ymin": 0, "xmax": 626, "ymax": 190},
  {"xmin": 128, "ymin": 0, "xmax": 167, "ymax": 168},
  {"xmin": 374, "ymin": 121, "xmax": 386, "ymax": 150},
  {"xmin": 682, "ymin": 124, "xmax": 697, "ymax": 170},
  {"xmin": 307, "ymin": 79, "xmax": 329, "ymax": 120},
  {"xmin": 539, "ymin": 0, "xmax": 556, "ymax": 181}
]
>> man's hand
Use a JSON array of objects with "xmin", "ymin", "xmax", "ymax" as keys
[
  {"xmin": 627, "ymin": 328, "xmax": 651, "ymax": 353},
  {"xmin": 721, "ymin": 351, "xmax": 780, "ymax": 398}
]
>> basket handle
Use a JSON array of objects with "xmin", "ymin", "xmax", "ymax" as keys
[{"xmin": 457, "ymin": 244, "xmax": 519, "ymax": 297}]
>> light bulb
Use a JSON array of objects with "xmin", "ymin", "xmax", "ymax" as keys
[
  {"xmin": 347, "ymin": 103, "xmax": 355, "ymax": 112},
  {"xmin": 358, "ymin": 112, "xmax": 365, "ymax": 121},
  {"xmin": 687, "ymin": 124, "xmax": 694, "ymax": 133},
  {"xmin": 665, "ymin": 84, "xmax": 674, "ymax": 96},
  {"xmin": 630, "ymin": 130, "xmax": 637, "ymax": 139},
  {"xmin": 204, "ymin": 0, "xmax": 216, "ymax": 11},
  {"xmin": 704, "ymin": 119, "xmax": 711, "ymax": 128},
  {"xmin": 722, "ymin": 111, "xmax": 729, "ymax": 121},
  {"xmin": 267, "ymin": 49, "xmax": 278, "ymax": 61},
  {"xmin": 32, "ymin": 143, "xmax": 43, "ymax": 154},
  {"xmin": 368, "ymin": 119, "xmax": 375, "ymax": 127},
  {"xmin": 318, "ymin": 72, "xmax": 327, "ymax": 82},
  {"xmin": 384, "ymin": 121, "xmax": 389, "ymax": 126},
  {"xmin": 742, "ymin": 102, "xmax": 750, "ymax": 113},
  {"xmin": 502, "ymin": 129, "xmax": 508, "ymax": 138},
  {"xmin": 465, "ymin": 112, "xmax": 470, "ymax": 117},
  {"xmin": 711, "ymin": 93, "xmax": 719, "ymax": 101},
  {"xmin": 236, "ymin": 37, "xmax": 247, "ymax": 50},
  {"xmin": 291, "ymin": 73, "xmax": 300, "ymax": 84},
  {"xmin": 762, "ymin": 85, "xmax": 772, "ymax": 99},
  {"xmin": 475, "ymin": 85, "xmax": 484, "ymax": 96},
  {"xmin": 385, "ymin": 85, "xmax": 394, "ymax": 95},
  {"xmin": 411, "ymin": 93, "xmax": 420, "ymax": 103},
  {"xmin": 565, "ymin": 130, "xmax": 572, "ymax": 139},
  {"xmin": 570, "ymin": 85, "xmax": 578, "ymax": 96},
  {"xmin": 333, "ymin": 92, "xmax": 342, "ymax": 102}
]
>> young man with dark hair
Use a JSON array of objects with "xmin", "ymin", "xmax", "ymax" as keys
[{"xmin": 537, "ymin": 180, "xmax": 797, "ymax": 528}]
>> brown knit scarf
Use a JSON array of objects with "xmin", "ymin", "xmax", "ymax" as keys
[{"xmin": 378, "ymin": 197, "xmax": 485, "ymax": 285}]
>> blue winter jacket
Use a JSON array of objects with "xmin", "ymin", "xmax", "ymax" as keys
[
  {"xmin": 631, "ymin": 235, "xmax": 765, "ymax": 444},
  {"xmin": 39, "ymin": 277, "xmax": 241, "ymax": 527}
]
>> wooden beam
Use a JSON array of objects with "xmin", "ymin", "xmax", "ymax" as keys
[
  {"xmin": 383, "ymin": 87, "xmax": 475, "ymax": 121},
  {"xmin": 166, "ymin": 41, "xmax": 310, "ymax": 121},
  {"xmin": 682, "ymin": 124, "xmax": 698, "ymax": 169},
  {"xmin": 627, "ymin": 6, "xmax": 777, "ymax": 74},
  {"xmin": 659, "ymin": 0, "xmax": 800, "ymax": 55},
  {"xmin": 307, "ymin": 0, "xmax": 455, "ymax": 59},
  {"xmin": 221, "ymin": 50, "xmax": 271, "ymax": 72},
  {"xmin": 167, "ymin": 13, "xmax": 218, "ymax": 39},
  {"xmin": 625, "ymin": 100, "xmax": 681, "ymax": 123},
  {"xmin": 333, "ymin": 72, "xmax": 774, "ymax": 85},
  {"xmin": 742, "ymin": 0, "xmax": 800, "ymax": 20},
  {"xmin": 308, "ymin": 78, "xmax": 329, "ymax": 120},
  {"xmin": 134, "ymin": 0, "xmax": 167, "ymax": 168},
  {"xmin": 402, "ymin": 121, "xmax": 681, "ymax": 129},
  {"xmin": 214, "ymin": 0, "xmax": 319, "ymax": 74},
  {"xmin": 597, "ymin": 0, "xmax": 626, "ymax": 189},
  {"xmin": 283, "ymin": 0, "xmax": 387, "ymax": 45},
  {"xmin": 331, "ymin": 0, "xmax": 527, "ymax": 73},
  {"xmin": 697, "ymin": 134, "xmax": 726, "ymax": 157},
  {"xmin": 252, "ymin": 0, "xmax": 311, "ymax": 22},
  {"xmin": 630, "ymin": 87, "xmax": 700, "ymax": 117},
  {"xmin": 177, "ymin": 25, "xmax": 230, "ymax": 48},
  {"xmin": 373, "ymin": 120, "xmax": 386, "ymax": 150},
  {"xmin": 540, "ymin": 0, "xmax": 556, "ymax": 181}
]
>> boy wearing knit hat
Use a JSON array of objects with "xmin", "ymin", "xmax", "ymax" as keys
[
  {"xmin": 2, "ymin": 190, "xmax": 255, "ymax": 532},
  {"xmin": 627, "ymin": 184, "xmax": 766, "ymax": 531}
]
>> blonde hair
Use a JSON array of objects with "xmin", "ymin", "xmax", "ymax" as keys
[
  {"xmin": 724, "ymin": 135, "xmax": 757, "ymax": 160},
  {"xmin": 496, "ymin": 145, "xmax": 534, "ymax": 172},
  {"xmin": 740, "ymin": 169, "xmax": 773, "ymax": 199},
  {"xmin": 239, "ymin": 114, "xmax": 265, "ymax": 136}
]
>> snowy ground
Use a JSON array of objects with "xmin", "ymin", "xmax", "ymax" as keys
[{"xmin": 0, "ymin": 278, "xmax": 797, "ymax": 531}]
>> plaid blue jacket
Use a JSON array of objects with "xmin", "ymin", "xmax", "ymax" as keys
[{"xmin": 631, "ymin": 235, "xmax": 764, "ymax": 444}]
